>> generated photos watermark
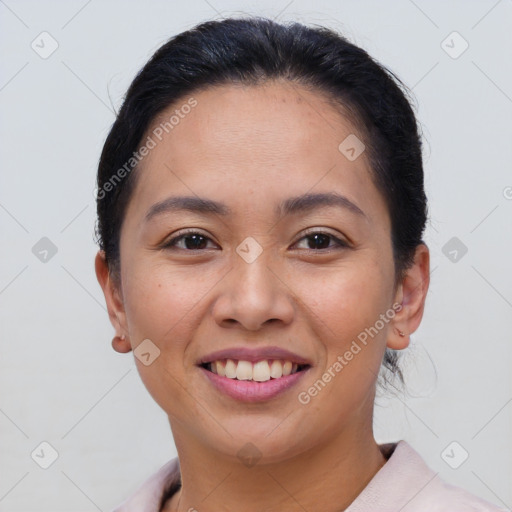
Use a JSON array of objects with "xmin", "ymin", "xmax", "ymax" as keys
[
  {"xmin": 298, "ymin": 302, "xmax": 403, "ymax": 405},
  {"xmin": 95, "ymin": 97, "xmax": 198, "ymax": 200}
]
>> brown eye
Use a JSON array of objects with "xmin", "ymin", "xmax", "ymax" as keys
[
  {"xmin": 163, "ymin": 231, "xmax": 218, "ymax": 251},
  {"xmin": 305, "ymin": 233, "xmax": 331, "ymax": 250},
  {"xmin": 293, "ymin": 231, "xmax": 348, "ymax": 251}
]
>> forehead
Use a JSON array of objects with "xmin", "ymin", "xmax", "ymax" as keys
[
  {"xmin": 147, "ymin": 81, "xmax": 359, "ymax": 167},
  {"xmin": 126, "ymin": 81, "xmax": 388, "ymax": 225}
]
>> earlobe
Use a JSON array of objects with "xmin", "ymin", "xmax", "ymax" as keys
[
  {"xmin": 112, "ymin": 334, "xmax": 132, "ymax": 353},
  {"xmin": 387, "ymin": 324, "xmax": 410, "ymax": 350},
  {"xmin": 387, "ymin": 244, "xmax": 430, "ymax": 350}
]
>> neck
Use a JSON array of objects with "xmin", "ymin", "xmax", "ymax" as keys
[{"xmin": 165, "ymin": 420, "xmax": 387, "ymax": 512}]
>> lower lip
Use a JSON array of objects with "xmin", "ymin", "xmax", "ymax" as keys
[{"xmin": 199, "ymin": 366, "xmax": 309, "ymax": 402}]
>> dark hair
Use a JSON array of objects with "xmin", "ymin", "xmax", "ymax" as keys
[{"xmin": 96, "ymin": 16, "xmax": 427, "ymax": 385}]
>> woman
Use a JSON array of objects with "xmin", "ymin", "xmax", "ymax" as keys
[{"xmin": 95, "ymin": 17, "xmax": 504, "ymax": 512}]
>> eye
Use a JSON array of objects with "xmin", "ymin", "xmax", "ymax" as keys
[
  {"xmin": 292, "ymin": 231, "xmax": 349, "ymax": 251},
  {"xmin": 160, "ymin": 229, "xmax": 349, "ymax": 252},
  {"xmin": 161, "ymin": 230, "xmax": 219, "ymax": 251}
]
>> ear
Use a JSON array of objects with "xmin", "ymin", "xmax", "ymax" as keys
[
  {"xmin": 95, "ymin": 250, "xmax": 132, "ymax": 353},
  {"xmin": 387, "ymin": 244, "xmax": 430, "ymax": 350}
]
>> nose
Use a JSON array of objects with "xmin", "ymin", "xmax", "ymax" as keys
[{"xmin": 212, "ymin": 251, "xmax": 295, "ymax": 331}]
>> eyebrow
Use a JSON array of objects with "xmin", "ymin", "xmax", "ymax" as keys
[
  {"xmin": 144, "ymin": 192, "xmax": 366, "ymax": 223},
  {"xmin": 145, "ymin": 195, "xmax": 230, "ymax": 222},
  {"xmin": 277, "ymin": 192, "xmax": 366, "ymax": 218}
]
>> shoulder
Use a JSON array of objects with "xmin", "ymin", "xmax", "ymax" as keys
[
  {"xmin": 410, "ymin": 477, "xmax": 506, "ymax": 511},
  {"xmin": 112, "ymin": 457, "xmax": 180, "ymax": 512},
  {"xmin": 346, "ymin": 441, "xmax": 506, "ymax": 512}
]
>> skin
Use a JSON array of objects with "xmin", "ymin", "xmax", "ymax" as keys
[{"xmin": 96, "ymin": 80, "xmax": 430, "ymax": 512}]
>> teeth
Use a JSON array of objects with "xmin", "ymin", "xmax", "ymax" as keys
[
  {"xmin": 269, "ymin": 360, "xmax": 283, "ymax": 379},
  {"xmin": 215, "ymin": 360, "xmax": 226, "ymax": 377},
  {"xmin": 225, "ymin": 359, "xmax": 237, "ymax": 379},
  {"xmin": 253, "ymin": 360, "xmax": 270, "ymax": 382},
  {"xmin": 206, "ymin": 359, "xmax": 303, "ymax": 381},
  {"xmin": 236, "ymin": 360, "xmax": 253, "ymax": 380}
]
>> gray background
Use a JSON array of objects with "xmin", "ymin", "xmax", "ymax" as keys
[{"xmin": 1, "ymin": 0, "xmax": 511, "ymax": 510}]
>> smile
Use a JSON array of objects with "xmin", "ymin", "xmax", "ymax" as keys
[
  {"xmin": 201, "ymin": 358, "xmax": 309, "ymax": 381},
  {"xmin": 197, "ymin": 346, "xmax": 312, "ymax": 402}
]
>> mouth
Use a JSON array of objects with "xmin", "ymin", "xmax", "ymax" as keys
[
  {"xmin": 200, "ymin": 359, "xmax": 310, "ymax": 382},
  {"xmin": 197, "ymin": 347, "xmax": 312, "ymax": 402}
]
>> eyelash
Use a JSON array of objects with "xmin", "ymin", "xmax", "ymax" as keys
[{"xmin": 161, "ymin": 229, "xmax": 349, "ymax": 253}]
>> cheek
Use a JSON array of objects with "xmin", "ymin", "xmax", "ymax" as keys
[
  {"xmin": 121, "ymin": 260, "xmax": 210, "ymax": 356},
  {"xmin": 120, "ymin": 263, "xmax": 209, "ymax": 414},
  {"xmin": 297, "ymin": 258, "xmax": 393, "ymax": 348},
  {"xmin": 293, "ymin": 260, "xmax": 392, "ymax": 422}
]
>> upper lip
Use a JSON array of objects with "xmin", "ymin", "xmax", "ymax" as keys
[{"xmin": 198, "ymin": 346, "xmax": 312, "ymax": 366}]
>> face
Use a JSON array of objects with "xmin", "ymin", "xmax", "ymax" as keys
[{"xmin": 97, "ymin": 81, "xmax": 429, "ymax": 463}]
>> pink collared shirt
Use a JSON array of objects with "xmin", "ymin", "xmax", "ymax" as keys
[{"xmin": 113, "ymin": 441, "xmax": 506, "ymax": 511}]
